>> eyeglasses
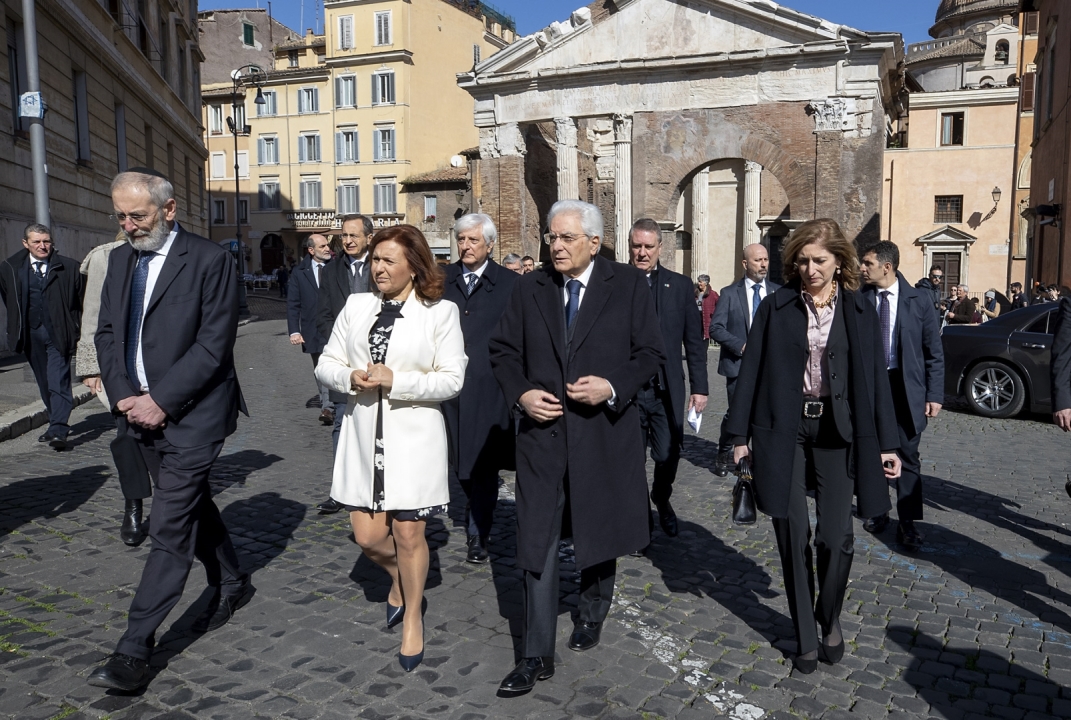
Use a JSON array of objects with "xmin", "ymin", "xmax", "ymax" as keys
[
  {"xmin": 543, "ymin": 232, "xmax": 589, "ymax": 245},
  {"xmin": 930, "ymin": 274, "xmax": 943, "ymax": 280},
  {"xmin": 110, "ymin": 209, "xmax": 159, "ymax": 224}
]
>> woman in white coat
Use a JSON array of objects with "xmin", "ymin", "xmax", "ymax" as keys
[{"xmin": 316, "ymin": 225, "xmax": 466, "ymax": 673}]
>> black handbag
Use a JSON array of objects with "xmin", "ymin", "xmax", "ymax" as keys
[{"xmin": 731, "ymin": 457, "xmax": 757, "ymax": 525}]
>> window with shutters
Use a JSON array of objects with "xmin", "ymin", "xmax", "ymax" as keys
[
  {"xmin": 940, "ymin": 112, "xmax": 964, "ymax": 146},
  {"xmin": 237, "ymin": 151, "xmax": 249, "ymax": 178},
  {"xmin": 372, "ymin": 71, "xmax": 395, "ymax": 105},
  {"xmin": 208, "ymin": 104, "xmax": 223, "ymax": 135},
  {"xmin": 338, "ymin": 182, "xmax": 360, "ymax": 214},
  {"xmin": 1025, "ymin": 11, "xmax": 1039, "ymax": 35},
  {"xmin": 473, "ymin": 44, "xmax": 481, "ymax": 65},
  {"xmin": 257, "ymin": 135, "xmax": 278, "ymax": 165},
  {"xmin": 288, "ymin": 50, "xmax": 299, "ymax": 68},
  {"xmin": 373, "ymin": 127, "xmax": 395, "ymax": 162},
  {"xmin": 73, "ymin": 70, "xmax": 91, "ymax": 162},
  {"xmin": 300, "ymin": 178, "xmax": 323, "ymax": 209},
  {"xmin": 934, "ymin": 195, "xmax": 963, "ymax": 224},
  {"xmin": 257, "ymin": 90, "xmax": 277, "ymax": 117},
  {"xmin": 298, "ymin": 133, "xmax": 321, "ymax": 163},
  {"xmin": 210, "ymin": 151, "xmax": 226, "ymax": 179},
  {"xmin": 238, "ymin": 198, "xmax": 248, "ymax": 224},
  {"xmin": 298, "ymin": 87, "xmax": 319, "ymax": 114},
  {"xmin": 213, "ymin": 199, "xmax": 226, "ymax": 224},
  {"xmin": 243, "ymin": 22, "xmax": 254, "ymax": 46},
  {"xmin": 1021, "ymin": 72, "xmax": 1035, "ymax": 113},
  {"xmin": 424, "ymin": 196, "xmax": 437, "ymax": 222},
  {"xmin": 233, "ymin": 102, "xmax": 246, "ymax": 132},
  {"xmin": 338, "ymin": 15, "xmax": 354, "ymax": 50},
  {"xmin": 258, "ymin": 180, "xmax": 279, "ymax": 210},
  {"xmin": 374, "ymin": 179, "xmax": 397, "ymax": 214},
  {"xmin": 336, "ymin": 129, "xmax": 358, "ymax": 164},
  {"xmin": 115, "ymin": 104, "xmax": 128, "ymax": 172},
  {"xmin": 375, "ymin": 11, "xmax": 392, "ymax": 46},
  {"xmin": 335, "ymin": 75, "xmax": 356, "ymax": 108}
]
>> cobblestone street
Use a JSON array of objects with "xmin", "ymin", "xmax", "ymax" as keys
[{"xmin": 1, "ymin": 316, "xmax": 1071, "ymax": 720}]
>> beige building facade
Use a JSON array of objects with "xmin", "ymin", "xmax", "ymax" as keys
[{"xmin": 201, "ymin": 0, "xmax": 515, "ymax": 273}]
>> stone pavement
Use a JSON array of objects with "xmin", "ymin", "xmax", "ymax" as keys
[
  {"xmin": 0, "ymin": 354, "xmax": 95, "ymax": 441},
  {"xmin": 1, "ymin": 316, "xmax": 1071, "ymax": 719}
]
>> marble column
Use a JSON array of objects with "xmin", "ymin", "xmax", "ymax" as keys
[
  {"xmin": 691, "ymin": 166, "xmax": 710, "ymax": 278},
  {"xmin": 613, "ymin": 114, "xmax": 633, "ymax": 261},
  {"xmin": 743, "ymin": 160, "xmax": 762, "ymax": 246},
  {"xmin": 554, "ymin": 117, "xmax": 579, "ymax": 203}
]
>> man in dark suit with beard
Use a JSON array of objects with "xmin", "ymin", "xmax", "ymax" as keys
[
  {"xmin": 627, "ymin": 218, "xmax": 707, "ymax": 539},
  {"xmin": 442, "ymin": 214, "xmax": 518, "ymax": 563},
  {"xmin": 88, "ymin": 169, "xmax": 250, "ymax": 691},
  {"xmin": 490, "ymin": 200, "xmax": 665, "ymax": 695}
]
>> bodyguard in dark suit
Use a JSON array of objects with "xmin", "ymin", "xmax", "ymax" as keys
[
  {"xmin": 860, "ymin": 242, "xmax": 944, "ymax": 551},
  {"xmin": 442, "ymin": 214, "xmax": 518, "ymax": 564},
  {"xmin": 0, "ymin": 224, "xmax": 82, "ymax": 448},
  {"xmin": 88, "ymin": 169, "xmax": 251, "ymax": 692},
  {"xmin": 288, "ymin": 233, "xmax": 332, "ymax": 422},
  {"xmin": 490, "ymin": 200, "xmax": 666, "ymax": 695},
  {"xmin": 728, "ymin": 220, "xmax": 900, "ymax": 675},
  {"xmin": 627, "ymin": 218, "xmax": 707, "ymax": 538},
  {"xmin": 709, "ymin": 244, "xmax": 780, "ymax": 475},
  {"xmin": 1052, "ymin": 297, "xmax": 1071, "ymax": 434}
]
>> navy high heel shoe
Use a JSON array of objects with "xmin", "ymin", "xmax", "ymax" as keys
[
  {"xmin": 386, "ymin": 601, "xmax": 405, "ymax": 629},
  {"xmin": 398, "ymin": 607, "xmax": 425, "ymax": 673}
]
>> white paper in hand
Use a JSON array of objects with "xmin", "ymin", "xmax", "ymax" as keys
[{"xmin": 687, "ymin": 406, "xmax": 702, "ymax": 433}]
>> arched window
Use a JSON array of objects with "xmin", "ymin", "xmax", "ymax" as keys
[{"xmin": 995, "ymin": 40, "xmax": 1010, "ymax": 64}]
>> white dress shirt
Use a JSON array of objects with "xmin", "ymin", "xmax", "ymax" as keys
[
  {"xmin": 134, "ymin": 224, "xmax": 179, "ymax": 392},
  {"xmin": 744, "ymin": 278, "xmax": 768, "ymax": 329},
  {"xmin": 560, "ymin": 260, "xmax": 616, "ymax": 405},
  {"xmin": 462, "ymin": 259, "xmax": 489, "ymax": 291},
  {"xmin": 29, "ymin": 258, "xmax": 49, "ymax": 277},
  {"xmin": 313, "ymin": 260, "xmax": 326, "ymax": 287},
  {"xmin": 874, "ymin": 281, "xmax": 900, "ymax": 370},
  {"xmin": 349, "ymin": 252, "xmax": 368, "ymax": 277}
]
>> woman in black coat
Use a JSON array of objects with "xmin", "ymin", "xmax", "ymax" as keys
[{"xmin": 727, "ymin": 219, "xmax": 902, "ymax": 674}]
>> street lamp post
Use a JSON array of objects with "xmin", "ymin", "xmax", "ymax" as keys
[{"xmin": 231, "ymin": 65, "xmax": 267, "ymax": 317}]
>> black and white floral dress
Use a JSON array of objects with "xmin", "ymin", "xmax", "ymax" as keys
[{"xmin": 346, "ymin": 298, "xmax": 449, "ymax": 521}]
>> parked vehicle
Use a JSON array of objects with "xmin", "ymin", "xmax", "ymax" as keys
[{"xmin": 942, "ymin": 304, "xmax": 1057, "ymax": 418}]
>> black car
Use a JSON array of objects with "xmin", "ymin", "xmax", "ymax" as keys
[{"xmin": 942, "ymin": 303, "xmax": 1057, "ymax": 418}]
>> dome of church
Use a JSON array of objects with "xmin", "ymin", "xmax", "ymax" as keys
[{"xmin": 935, "ymin": 0, "xmax": 1017, "ymax": 25}]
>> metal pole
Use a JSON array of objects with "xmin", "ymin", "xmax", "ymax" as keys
[
  {"xmin": 21, "ymin": 0, "xmax": 49, "ymax": 225},
  {"xmin": 232, "ymin": 80, "xmax": 249, "ymax": 316}
]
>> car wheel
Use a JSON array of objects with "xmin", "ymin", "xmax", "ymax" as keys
[{"xmin": 965, "ymin": 361, "xmax": 1026, "ymax": 418}]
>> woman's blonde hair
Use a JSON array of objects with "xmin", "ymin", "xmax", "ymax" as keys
[{"xmin": 780, "ymin": 218, "xmax": 861, "ymax": 292}]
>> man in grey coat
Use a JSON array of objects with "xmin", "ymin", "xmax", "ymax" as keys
[{"xmin": 709, "ymin": 243, "xmax": 780, "ymax": 476}]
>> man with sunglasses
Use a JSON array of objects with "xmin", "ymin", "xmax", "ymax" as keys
[
  {"xmin": 0, "ymin": 224, "xmax": 83, "ymax": 449},
  {"xmin": 915, "ymin": 265, "xmax": 945, "ymax": 326}
]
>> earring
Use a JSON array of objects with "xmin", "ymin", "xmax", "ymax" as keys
[{"xmin": 835, "ymin": 267, "xmax": 841, "ymax": 275}]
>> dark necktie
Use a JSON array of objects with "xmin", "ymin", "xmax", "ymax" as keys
[
  {"xmin": 751, "ymin": 283, "xmax": 762, "ymax": 320},
  {"xmin": 350, "ymin": 260, "xmax": 363, "ymax": 293},
  {"xmin": 314, "ymin": 263, "xmax": 322, "ymax": 287},
  {"xmin": 126, "ymin": 252, "xmax": 154, "ymax": 385},
  {"xmin": 565, "ymin": 279, "xmax": 582, "ymax": 328},
  {"xmin": 879, "ymin": 290, "xmax": 892, "ymax": 368},
  {"xmin": 33, "ymin": 261, "xmax": 45, "ymax": 279},
  {"xmin": 466, "ymin": 273, "xmax": 478, "ymax": 296}
]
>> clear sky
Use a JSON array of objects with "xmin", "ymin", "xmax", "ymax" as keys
[{"xmin": 199, "ymin": 0, "xmax": 941, "ymax": 46}]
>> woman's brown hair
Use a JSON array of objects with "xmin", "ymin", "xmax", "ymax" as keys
[
  {"xmin": 368, "ymin": 224, "xmax": 445, "ymax": 301},
  {"xmin": 780, "ymin": 218, "xmax": 861, "ymax": 292}
]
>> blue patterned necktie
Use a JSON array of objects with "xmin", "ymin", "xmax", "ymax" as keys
[
  {"xmin": 879, "ymin": 290, "xmax": 892, "ymax": 368},
  {"xmin": 751, "ymin": 283, "xmax": 762, "ymax": 320},
  {"xmin": 565, "ymin": 279, "xmax": 582, "ymax": 328},
  {"xmin": 466, "ymin": 273, "xmax": 478, "ymax": 296},
  {"xmin": 125, "ymin": 252, "xmax": 154, "ymax": 385}
]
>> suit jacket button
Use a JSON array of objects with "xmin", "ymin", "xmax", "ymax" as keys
[
  {"xmin": 830, "ymin": 373, "xmax": 837, "ymax": 379},
  {"xmin": 464, "ymin": 310, "xmax": 470, "ymax": 316},
  {"xmin": 551, "ymin": 430, "xmax": 558, "ymax": 438},
  {"xmin": 835, "ymin": 394, "xmax": 842, "ymax": 400},
  {"xmin": 828, "ymin": 351, "xmax": 835, "ymax": 358}
]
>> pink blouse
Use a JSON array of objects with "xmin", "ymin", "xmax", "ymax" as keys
[{"xmin": 801, "ymin": 288, "xmax": 837, "ymax": 398}]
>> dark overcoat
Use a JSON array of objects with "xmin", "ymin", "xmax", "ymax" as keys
[
  {"xmin": 650, "ymin": 264, "xmax": 709, "ymax": 434},
  {"xmin": 287, "ymin": 255, "xmax": 327, "ymax": 354},
  {"xmin": 316, "ymin": 254, "xmax": 370, "ymax": 341},
  {"xmin": 0, "ymin": 248, "xmax": 83, "ymax": 357},
  {"xmin": 95, "ymin": 227, "xmax": 248, "ymax": 448},
  {"xmin": 725, "ymin": 282, "xmax": 899, "ymax": 520},
  {"xmin": 442, "ymin": 260, "xmax": 518, "ymax": 480},
  {"xmin": 1051, "ymin": 296, "xmax": 1071, "ymax": 412},
  {"xmin": 489, "ymin": 257, "xmax": 666, "ymax": 572}
]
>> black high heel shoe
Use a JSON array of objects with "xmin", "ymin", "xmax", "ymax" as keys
[
  {"xmin": 398, "ymin": 603, "xmax": 426, "ymax": 672},
  {"xmin": 792, "ymin": 652, "xmax": 818, "ymax": 674},
  {"xmin": 819, "ymin": 640, "xmax": 845, "ymax": 664},
  {"xmin": 386, "ymin": 601, "xmax": 404, "ymax": 629}
]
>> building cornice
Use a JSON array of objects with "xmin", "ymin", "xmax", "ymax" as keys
[
  {"xmin": 325, "ymin": 50, "xmax": 415, "ymax": 68},
  {"xmin": 909, "ymin": 87, "xmax": 1019, "ymax": 108}
]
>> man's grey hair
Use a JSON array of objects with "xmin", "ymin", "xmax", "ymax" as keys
[
  {"xmin": 303, "ymin": 234, "xmax": 325, "ymax": 250},
  {"xmin": 23, "ymin": 223, "xmax": 50, "ymax": 240},
  {"xmin": 958, "ymin": 284, "xmax": 969, "ymax": 293},
  {"xmin": 628, "ymin": 218, "xmax": 662, "ymax": 242},
  {"xmin": 340, "ymin": 214, "xmax": 374, "ymax": 237},
  {"xmin": 697, "ymin": 274, "xmax": 710, "ymax": 283},
  {"xmin": 503, "ymin": 253, "xmax": 522, "ymax": 265},
  {"xmin": 547, "ymin": 200, "xmax": 603, "ymax": 240},
  {"xmin": 454, "ymin": 213, "xmax": 497, "ymax": 246},
  {"xmin": 111, "ymin": 170, "xmax": 175, "ymax": 208}
]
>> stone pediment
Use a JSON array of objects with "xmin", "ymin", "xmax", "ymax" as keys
[
  {"xmin": 915, "ymin": 225, "xmax": 978, "ymax": 245},
  {"xmin": 472, "ymin": 0, "xmax": 870, "ymax": 78}
]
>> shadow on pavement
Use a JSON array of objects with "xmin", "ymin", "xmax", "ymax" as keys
[
  {"xmin": 64, "ymin": 410, "xmax": 116, "ymax": 450},
  {"xmin": 207, "ymin": 450, "xmax": 284, "ymax": 497},
  {"xmin": 0, "ymin": 466, "xmax": 109, "ymax": 540},
  {"xmin": 347, "ymin": 515, "xmax": 449, "ymax": 603},
  {"xmin": 886, "ymin": 624, "xmax": 1067, "ymax": 717}
]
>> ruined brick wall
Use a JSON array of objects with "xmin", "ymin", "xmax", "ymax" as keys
[{"xmin": 577, "ymin": 117, "xmax": 618, "ymax": 254}]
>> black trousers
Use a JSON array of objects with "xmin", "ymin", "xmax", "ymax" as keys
[
  {"xmin": 311, "ymin": 353, "xmax": 329, "ymax": 407},
  {"xmin": 636, "ymin": 385, "xmax": 681, "ymax": 505},
  {"xmin": 771, "ymin": 406, "xmax": 853, "ymax": 656},
  {"xmin": 523, "ymin": 479, "xmax": 616, "ymax": 658},
  {"xmin": 26, "ymin": 324, "xmax": 73, "ymax": 438},
  {"xmin": 115, "ymin": 431, "xmax": 245, "ymax": 661},
  {"xmin": 717, "ymin": 376, "xmax": 738, "ymax": 454},
  {"xmin": 888, "ymin": 370, "xmax": 924, "ymax": 522},
  {"xmin": 459, "ymin": 470, "xmax": 499, "ymax": 540}
]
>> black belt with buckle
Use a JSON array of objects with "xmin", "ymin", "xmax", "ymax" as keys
[{"xmin": 803, "ymin": 398, "xmax": 826, "ymax": 418}]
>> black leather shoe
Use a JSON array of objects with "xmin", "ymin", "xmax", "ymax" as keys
[
  {"xmin": 120, "ymin": 499, "xmax": 147, "ymax": 547},
  {"xmin": 819, "ymin": 640, "xmax": 845, "ymax": 664},
  {"xmin": 897, "ymin": 521, "xmax": 924, "ymax": 551},
  {"xmin": 629, "ymin": 545, "xmax": 648, "ymax": 558},
  {"xmin": 466, "ymin": 534, "xmax": 489, "ymax": 564},
  {"xmin": 48, "ymin": 435, "xmax": 67, "ymax": 450},
  {"xmin": 713, "ymin": 451, "xmax": 733, "ymax": 478},
  {"xmin": 87, "ymin": 653, "xmax": 151, "ymax": 691},
  {"xmin": 568, "ymin": 620, "xmax": 602, "ymax": 652},
  {"xmin": 498, "ymin": 657, "xmax": 554, "ymax": 696},
  {"xmin": 316, "ymin": 498, "xmax": 344, "ymax": 514},
  {"xmin": 863, "ymin": 513, "xmax": 889, "ymax": 534},
  {"xmin": 38, "ymin": 433, "xmax": 51, "ymax": 443},
  {"xmin": 655, "ymin": 502, "xmax": 679, "ymax": 537},
  {"xmin": 318, "ymin": 408, "xmax": 334, "ymax": 426},
  {"xmin": 191, "ymin": 582, "xmax": 255, "ymax": 633},
  {"xmin": 792, "ymin": 653, "xmax": 818, "ymax": 675},
  {"xmin": 305, "ymin": 395, "xmax": 321, "ymax": 409}
]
